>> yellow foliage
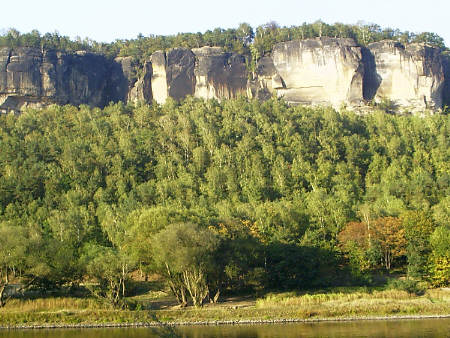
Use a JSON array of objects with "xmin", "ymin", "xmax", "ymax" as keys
[{"xmin": 429, "ymin": 256, "xmax": 450, "ymax": 287}]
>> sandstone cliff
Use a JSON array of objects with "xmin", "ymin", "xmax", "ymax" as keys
[
  {"xmin": 149, "ymin": 47, "xmax": 248, "ymax": 104},
  {"xmin": 365, "ymin": 41, "xmax": 444, "ymax": 110},
  {"xmin": 0, "ymin": 39, "xmax": 447, "ymax": 114},
  {"xmin": 113, "ymin": 56, "xmax": 152, "ymax": 104},
  {"xmin": 253, "ymin": 38, "xmax": 364, "ymax": 108},
  {"xmin": 150, "ymin": 48, "xmax": 196, "ymax": 104},
  {"xmin": 443, "ymin": 55, "xmax": 450, "ymax": 107},
  {"xmin": 0, "ymin": 47, "xmax": 115, "ymax": 112},
  {"xmin": 192, "ymin": 46, "xmax": 248, "ymax": 100}
]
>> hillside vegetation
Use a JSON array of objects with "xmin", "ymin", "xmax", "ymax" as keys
[{"xmin": 0, "ymin": 98, "xmax": 448, "ymax": 309}]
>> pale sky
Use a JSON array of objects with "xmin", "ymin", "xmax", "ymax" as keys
[{"xmin": 2, "ymin": 0, "xmax": 449, "ymax": 46}]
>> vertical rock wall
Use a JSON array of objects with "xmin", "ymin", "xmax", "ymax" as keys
[
  {"xmin": 0, "ymin": 47, "xmax": 115, "ymax": 112},
  {"xmin": 150, "ymin": 48, "xmax": 196, "ymax": 104},
  {"xmin": 264, "ymin": 38, "xmax": 364, "ymax": 108},
  {"xmin": 0, "ymin": 39, "xmax": 446, "ymax": 113},
  {"xmin": 366, "ymin": 41, "xmax": 444, "ymax": 110},
  {"xmin": 192, "ymin": 46, "xmax": 248, "ymax": 100},
  {"xmin": 113, "ymin": 56, "xmax": 152, "ymax": 104}
]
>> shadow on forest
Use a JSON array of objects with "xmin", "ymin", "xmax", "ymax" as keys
[{"xmin": 264, "ymin": 243, "xmax": 344, "ymax": 290}]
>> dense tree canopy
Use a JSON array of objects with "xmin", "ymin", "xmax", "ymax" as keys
[
  {"xmin": 1, "ymin": 20, "xmax": 447, "ymax": 64},
  {"xmin": 0, "ymin": 98, "xmax": 448, "ymax": 306}
]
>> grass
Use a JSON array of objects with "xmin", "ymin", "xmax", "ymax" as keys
[
  {"xmin": 2, "ymin": 297, "xmax": 107, "ymax": 312},
  {"xmin": 254, "ymin": 287, "xmax": 450, "ymax": 319},
  {"xmin": 0, "ymin": 287, "xmax": 449, "ymax": 327}
]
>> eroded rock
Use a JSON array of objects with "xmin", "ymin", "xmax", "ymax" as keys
[
  {"xmin": 150, "ymin": 48, "xmax": 196, "ymax": 104},
  {"xmin": 0, "ymin": 39, "xmax": 447, "ymax": 113},
  {"xmin": 0, "ymin": 47, "xmax": 115, "ymax": 112},
  {"xmin": 258, "ymin": 38, "xmax": 365, "ymax": 108},
  {"xmin": 192, "ymin": 46, "xmax": 248, "ymax": 100},
  {"xmin": 113, "ymin": 56, "xmax": 152, "ymax": 104},
  {"xmin": 366, "ymin": 41, "xmax": 444, "ymax": 110}
]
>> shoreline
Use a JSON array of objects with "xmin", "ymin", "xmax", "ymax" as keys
[{"xmin": 1, "ymin": 314, "xmax": 449, "ymax": 330}]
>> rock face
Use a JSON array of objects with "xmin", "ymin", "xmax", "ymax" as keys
[
  {"xmin": 250, "ymin": 56, "xmax": 282, "ymax": 100},
  {"xmin": 443, "ymin": 55, "xmax": 450, "ymax": 107},
  {"xmin": 150, "ymin": 47, "xmax": 248, "ymax": 104},
  {"xmin": 0, "ymin": 47, "xmax": 115, "ymax": 112},
  {"xmin": 150, "ymin": 48, "xmax": 196, "ymax": 104},
  {"xmin": 192, "ymin": 46, "xmax": 248, "ymax": 100},
  {"xmin": 113, "ymin": 56, "xmax": 152, "ymax": 104},
  {"xmin": 365, "ymin": 41, "xmax": 444, "ymax": 110},
  {"xmin": 0, "ymin": 40, "xmax": 447, "ymax": 113},
  {"xmin": 253, "ymin": 38, "xmax": 365, "ymax": 108}
]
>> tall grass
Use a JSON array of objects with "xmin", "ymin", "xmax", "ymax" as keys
[
  {"xmin": 0, "ymin": 288, "xmax": 448, "ymax": 326},
  {"xmin": 2, "ymin": 297, "xmax": 106, "ymax": 312},
  {"xmin": 255, "ymin": 288, "xmax": 450, "ymax": 318}
]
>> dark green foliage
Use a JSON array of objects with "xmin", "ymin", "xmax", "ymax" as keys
[
  {"xmin": 265, "ymin": 244, "xmax": 339, "ymax": 289},
  {"xmin": 387, "ymin": 278, "xmax": 426, "ymax": 295}
]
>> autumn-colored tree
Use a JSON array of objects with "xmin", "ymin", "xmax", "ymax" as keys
[
  {"xmin": 338, "ymin": 217, "xmax": 406, "ymax": 271},
  {"xmin": 428, "ymin": 226, "xmax": 450, "ymax": 287},
  {"xmin": 338, "ymin": 221, "xmax": 376, "ymax": 272},
  {"xmin": 371, "ymin": 217, "xmax": 406, "ymax": 270}
]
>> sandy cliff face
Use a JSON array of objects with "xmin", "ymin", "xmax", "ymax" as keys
[
  {"xmin": 252, "ymin": 38, "xmax": 364, "ymax": 108},
  {"xmin": 365, "ymin": 41, "xmax": 444, "ymax": 110},
  {"xmin": 150, "ymin": 46, "xmax": 248, "ymax": 104},
  {"xmin": 113, "ymin": 56, "xmax": 152, "ymax": 104}
]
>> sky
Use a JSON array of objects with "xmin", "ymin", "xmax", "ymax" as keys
[{"xmin": 2, "ymin": 0, "xmax": 449, "ymax": 46}]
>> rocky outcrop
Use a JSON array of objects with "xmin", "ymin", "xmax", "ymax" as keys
[
  {"xmin": 0, "ymin": 47, "xmax": 115, "ymax": 112},
  {"xmin": 252, "ymin": 38, "xmax": 365, "ymax": 108},
  {"xmin": 150, "ymin": 47, "xmax": 248, "ymax": 104},
  {"xmin": 250, "ymin": 56, "xmax": 283, "ymax": 100},
  {"xmin": 0, "ymin": 39, "xmax": 447, "ymax": 113},
  {"xmin": 440, "ymin": 54, "xmax": 450, "ymax": 107},
  {"xmin": 192, "ymin": 46, "xmax": 248, "ymax": 100},
  {"xmin": 365, "ymin": 41, "xmax": 444, "ymax": 110},
  {"xmin": 113, "ymin": 56, "xmax": 152, "ymax": 104},
  {"xmin": 150, "ymin": 48, "xmax": 196, "ymax": 104}
]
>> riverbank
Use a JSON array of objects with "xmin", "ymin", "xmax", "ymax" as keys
[{"xmin": 1, "ymin": 288, "xmax": 449, "ymax": 329}]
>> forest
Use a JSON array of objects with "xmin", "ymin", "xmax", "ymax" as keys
[
  {"xmin": 0, "ymin": 97, "xmax": 448, "ymax": 309},
  {"xmin": 1, "ymin": 20, "xmax": 448, "ymax": 65}
]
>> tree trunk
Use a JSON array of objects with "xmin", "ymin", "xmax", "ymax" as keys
[
  {"xmin": 180, "ymin": 287, "xmax": 187, "ymax": 307},
  {"xmin": 0, "ymin": 267, "xmax": 9, "ymax": 308},
  {"xmin": 122, "ymin": 264, "xmax": 127, "ymax": 297},
  {"xmin": 0, "ymin": 284, "xmax": 6, "ymax": 308},
  {"xmin": 165, "ymin": 262, "xmax": 187, "ymax": 307},
  {"xmin": 212, "ymin": 289, "xmax": 220, "ymax": 303},
  {"xmin": 183, "ymin": 269, "xmax": 208, "ymax": 308}
]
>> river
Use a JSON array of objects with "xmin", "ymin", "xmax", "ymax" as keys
[{"xmin": 0, "ymin": 318, "xmax": 449, "ymax": 337}]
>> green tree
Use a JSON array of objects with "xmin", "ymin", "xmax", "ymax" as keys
[
  {"xmin": 82, "ymin": 244, "xmax": 134, "ymax": 308},
  {"xmin": 428, "ymin": 226, "xmax": 450, "ymax": 286},
  {"xmin": 151, "ymin": 223, "xmax": 219, "ymax": 307},
  {"xmin": 0, "ymin": 223, "xmax": 27, "ymax": 307},
  {"xmin": 403, "ymin": 211, "xmax": 434, "ymax": 278}
]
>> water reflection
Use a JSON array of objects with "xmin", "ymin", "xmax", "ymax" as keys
[{"xmin": 0, "ymin": 319, "xmax": 449, "ymax": 337}]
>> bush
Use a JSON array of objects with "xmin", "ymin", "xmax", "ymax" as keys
[{"xmin": 387, "ymin": 278, "xmax": 426, "ymax": 296}]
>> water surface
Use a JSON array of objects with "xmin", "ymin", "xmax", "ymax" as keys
[{"xmin": 0, "ymin": 318, "xmax": 449, "ymax": 337}]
